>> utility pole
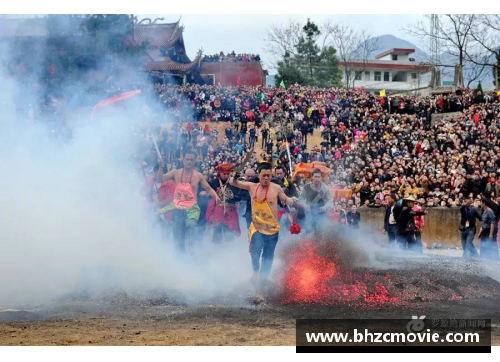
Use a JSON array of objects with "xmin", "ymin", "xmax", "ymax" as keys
[{"xmin": 429, "ymin": 14, "xmax": 441, "ymax": 88}]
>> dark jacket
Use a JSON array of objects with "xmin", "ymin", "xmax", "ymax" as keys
[
  {"xmin": 397, "ymin": 206, "xmax": 426, "ymax": 235},
  {"xmin": 466, "ymin": 178, "xmax": 484, "ymax": 196},
  {"xmin": 384, "ymin": 204, "xmax": 402, "ymax": 232},
  {"xmin": 459, "ymin": 205, "xmax": 481, "ymax": 230},
  {"xmin": 209, "ymin": 179, "xmax": 241, "ymax": 204},
  {"xmin": 347, "ymin": 211, "xmax": 361, "ymax": 228}
]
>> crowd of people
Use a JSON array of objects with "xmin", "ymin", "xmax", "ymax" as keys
[
  {"xmin": 202, "ymin": 51, "xmax": 261, "ymax": 63},
  {"xmin": 139, "ymin": 83, "xmax": 500, "ymax": 283},
  {"xmin": 151, "ymin": 84, "xmax": 500, "ymax": 206}
]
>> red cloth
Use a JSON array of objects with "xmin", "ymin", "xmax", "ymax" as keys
[
  {"xmin": 330, "ymin": 211, "xmax": 340, "ymax": 223},
  {"xmin": 473, "ymin": 113, "xmax": 481, "ymax": 124},
  {"xmin": 413, "ymin": 205, "xmax": 425, "ymax": 231},
  {"xmin": 246, "ymin": 110, "xmax": 255, "ymax": 122},
  {"xmin": 206, "ymin": 199, "xmax": 241, "ymax": 236},
  {"xmin": 158, "ymin": 180, "xmax": 175, "ymax": 223},
  {"xmin": 92, "ymin": 90, "xmax": 141, "ymax": 113},
  {"xmin": 158, "ymin": 180, "xmax": 175, "ymax": 204}
]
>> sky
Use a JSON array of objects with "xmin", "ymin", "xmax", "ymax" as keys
[{"xmin": 139, "ymin": 14, "xmax": 425, "ymax": 71}]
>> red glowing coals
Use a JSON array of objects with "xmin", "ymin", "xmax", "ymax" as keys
[
  {"xmin": 276, "ymin": 240, "xmax": 500, "ymax": 307},
  {"xmin": 278, "ymin": 241, "xmax": 401, "ymax": 307},
  {"xmin": 283, "ymin": 245, "xmax": 336, "ymax": 303}
]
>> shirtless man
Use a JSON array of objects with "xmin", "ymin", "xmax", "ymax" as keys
[
  {"xmin": 230, "ymin": 163, "xmax": 298, "ymax": 284},
  {"xmin": 156, "ymin": 150, "xmax": 220, "ymax": 251}
]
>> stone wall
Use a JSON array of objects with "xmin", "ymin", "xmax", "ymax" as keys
[{"xmin": 358, "ymin": 207, "xmax": 479, "ymax": 249}]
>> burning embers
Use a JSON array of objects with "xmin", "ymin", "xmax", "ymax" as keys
[
  {"xmin": 277, "ymin": 240, "xmax": 401, "ymax": 307},
  {"xmin": 282, "ymin": 242, "xmax": 337, "ymax": 303},
  {"xmin": 275, "ymin": 240, "xmax": 500, "ymax": 307}
]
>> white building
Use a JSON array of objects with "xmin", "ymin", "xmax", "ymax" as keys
[{"xmin": 340, "ymin": 48, "xmax": 432, "ymax": 94}]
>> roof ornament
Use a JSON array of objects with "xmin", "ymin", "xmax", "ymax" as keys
[{"xmin": 138, "ymin": 18, "xmax": 152, "ymax": 25}]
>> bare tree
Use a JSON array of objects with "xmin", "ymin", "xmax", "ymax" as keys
[
  {"xmin": 262, "ymin": 19, "xmax": 303, "ymax": 70},
  {"xmin": 321, "ymin": 22, "xmax": 380, "ymax": 89},
  {"xmin": 466, "ymin": 15, "xmax": 500, "ymax": 89},
  {"xmin": 463, "ymin": 60, "xmax": 488, "ymax": 88},
  {"xmin": 405, "ymin": 14, "xmax": 476, "ymax": 88}
]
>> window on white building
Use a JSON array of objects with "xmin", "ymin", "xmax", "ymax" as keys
[
  {"xmin": 392, "ymin": 54, "xmax": 398, "ymax": 61},
  {"xmin": 384, "ymin": 72, "xmax": 390, "ymax": 82},
  {"xmin": 355, "ymin": 72, "xmax": 362, "ymax": 81},
  {"xmin": 374, "ymin": 71, "xmax": 381, "ymax": 81},
  {"xmin": 411, "ymin": 72, "xmax": 417, "ymax": 80},
  {"xmin": 365, "ymin": 71, "xmax": 370, "ymax": 81}
]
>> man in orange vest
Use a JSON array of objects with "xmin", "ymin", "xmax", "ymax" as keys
[{"xmin": 157, "ymin": 150, "xmax": 220, "ymax": 251}]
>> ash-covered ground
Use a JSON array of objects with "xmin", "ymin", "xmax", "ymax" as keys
[{"xmin": 1, "ymin": 251, "xmax": 499, "ymax": 346}]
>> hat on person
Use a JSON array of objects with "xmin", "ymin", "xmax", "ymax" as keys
[
  {"xmin": 216, "ymin": 163, "xmax": 235, "ymax": 175},
  {"xmin": 404, "ymin": 195, "xmax": 416, "ymax": 202}
]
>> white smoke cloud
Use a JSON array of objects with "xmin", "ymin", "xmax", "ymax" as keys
[{"xmin": 0, "ymin": 41, "xmax": 251, "ymax": 309}]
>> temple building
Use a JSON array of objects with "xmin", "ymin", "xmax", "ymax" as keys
[
  {"xmin": 134, "ymin": 18, "xmax": 265, "ymax": 86},
  {"xmin": 133, "ymin": 17, "xmax": 203, "ymax": 84},
  {"xmin": 0, "ymin": 16, "xmax": 265, "ymax": 87}
]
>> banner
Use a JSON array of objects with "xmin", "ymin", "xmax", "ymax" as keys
[
  {"xmin": 91, "ymin": 90, "xmax": 141, "ymax": 117},
  {"xmin": 292, "ymin": 162, "xmax": 331, "ymax": 181}
]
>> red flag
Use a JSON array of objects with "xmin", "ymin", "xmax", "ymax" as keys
[
  {"xmin": 91, "ymin": 90, "xmax": 141, "ymax": 115},
  {"xmin": 236, "ymin": 77, "xmax": 241, "ymax": 86}
]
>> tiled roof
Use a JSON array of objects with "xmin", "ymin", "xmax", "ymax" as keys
[
  {"xmin": 133, "ymin": 22, "xmax": 183, "ymax": 49},
  {"xmin": 144, "ymin": 53, "xmax": 202, "ymax": 72}
]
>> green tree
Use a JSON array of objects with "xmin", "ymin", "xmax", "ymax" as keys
[
  {"xmin": 474, "ymin": 81, "xmax": 483, "ymax": 94},
  {"xmin": 275, "ymin": 51, "xmax": 305, "ymax": 87},
  {"xmin": 296, "ymin": 19, "xmax": 321, "ymax": 85},
  {"xmin": 315, "ymin": 46, "xmax": 343, "ymax": 88},
  {"xmin": 273, "ymin": 19, "xmax": 342, "ymax": 88}
]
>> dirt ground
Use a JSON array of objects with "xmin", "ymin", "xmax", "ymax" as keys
[
  {"xmin": 0, "ymin": 318, "xmax": 296, "ymax": 346},
  {"xmin": 1, "ymin": 253, "xmax": 499, "ymax": 346},
  {"xmin": 1, "ymin": 294, "xmax": 500, "ymax": 346}
]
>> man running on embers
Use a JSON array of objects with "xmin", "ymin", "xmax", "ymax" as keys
[
  {"xmin": 156, "ymin": 150, "xmax": 220, "ymax": 252},
  {"xmin": 230, "ymin": 162, "xmax": 298, "ymax": 285}
]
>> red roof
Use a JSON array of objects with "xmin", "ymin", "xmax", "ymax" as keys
[
  {"xmin": 144, "ymin": 53, "xmax": 202, "ymax": 72},
  {"xmin": 341, "ymin": 61, "xmax": 431, "ymax": 72},
  {"xmin": 375, "ymin": 48, "xmax": 415, "ymax": 59}
]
